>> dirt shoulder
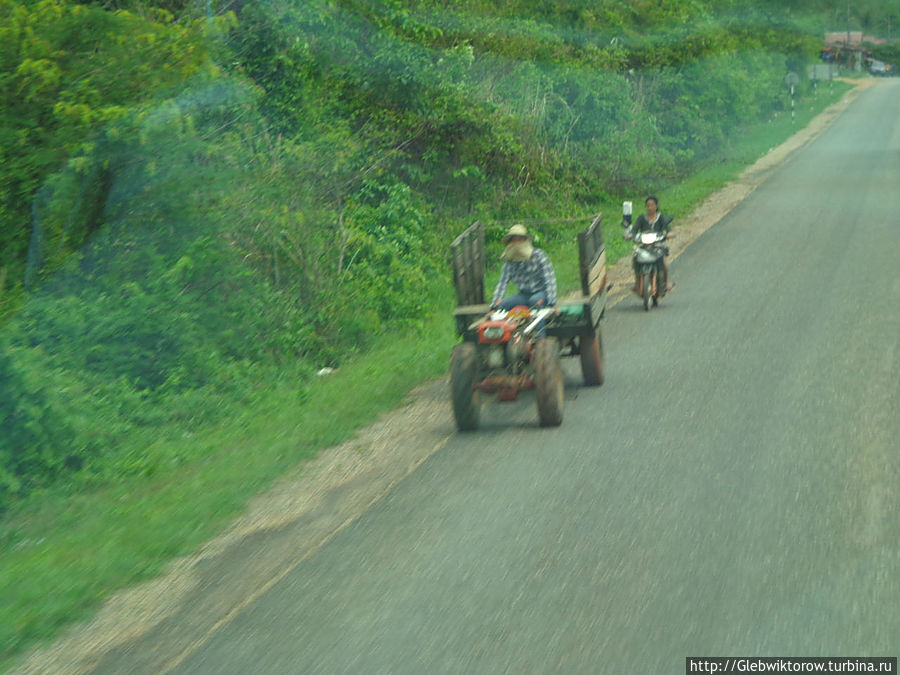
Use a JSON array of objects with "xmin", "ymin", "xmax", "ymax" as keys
[{"xmin": 11, "ymin": 79, "xmax": 877, "ymax": 675}]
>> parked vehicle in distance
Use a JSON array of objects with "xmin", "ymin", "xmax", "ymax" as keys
[{"xmin": 869, "ymin": 59, "xmax": 888, "ymax": 76}]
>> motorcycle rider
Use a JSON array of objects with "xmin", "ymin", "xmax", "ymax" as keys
[
  {"xmin": 490, "ymin": 224, "xmax": 558, "ymax": 311},
  {"xmin": 628, "ymin": 196, "xmax": 674, "ymax": 296}
]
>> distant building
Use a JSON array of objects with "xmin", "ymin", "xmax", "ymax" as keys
[{"xmin": 822, "ymin": 31, "xmax": 884, "ymax": 71}]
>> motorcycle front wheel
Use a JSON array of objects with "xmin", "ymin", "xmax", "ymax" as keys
[
  {"xmin": 642, "ymin": 271, "xmax": 652, "ymax": 311},
  {"xmin": 652, "ymin": 265, "xmax": 660, "ymax": 306},
  {"xmin": 654, "ymin": 262, "xmax": 666, "ymax": 306}
]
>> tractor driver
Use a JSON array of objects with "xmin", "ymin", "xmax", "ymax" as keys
[{"xmin": 490, "ymin": 224, "xmax": 558, "ymax": 310}]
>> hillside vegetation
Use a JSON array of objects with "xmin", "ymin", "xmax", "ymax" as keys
[
  {"xmin": 2, "ymin": 0, "xmax": 883, "ymax": 505},
  {"xmin": 0, "ymin": 0, "xmax": 893, "ymax": 661}
]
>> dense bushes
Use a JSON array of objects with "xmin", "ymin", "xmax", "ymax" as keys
[
  {"xmin": 2, "ymin": 0, "xmax": 841, "ymax": 506},
  {"xmin": 0, "ymin": 70, "xmax": 444, "ymax": 505},
  {"xmin": 0, "ymin": 0, "xmax": 220, "ymax": 294},
  {"xmin": 0, "ymin": 335, "xmax": 79, "ymax": 495}
]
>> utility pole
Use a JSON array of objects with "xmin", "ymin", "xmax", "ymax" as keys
[
  {"xmin": 847, "ymin": 0, "xmax": 851, "ymax": 45},
  {"xmin": 846, "ymin": 0, "xmax": 854, "ymax": 71}
]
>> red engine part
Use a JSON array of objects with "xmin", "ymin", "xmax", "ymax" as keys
[
  {"xmin": 478, "ymin": 320, "xmax": 513, "ymax": 344},
  {"xmin": 478, "ymin": 374, "xmax": 534, "ymax": 400},
  {"xmin": 477, "ymin": 306, "xmax": 531, "ymax": 344}
]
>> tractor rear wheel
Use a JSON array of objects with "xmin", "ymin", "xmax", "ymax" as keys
[{"xmin": 579, "ymin": 331, "xmax": 605, "ymax": 387}]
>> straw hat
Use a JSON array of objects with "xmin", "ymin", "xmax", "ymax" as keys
[{"xmin": 502, "ymin": 224, "xmax": 531, "ymax": 243}]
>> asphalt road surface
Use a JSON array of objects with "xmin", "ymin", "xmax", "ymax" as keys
[{"xmin": 101, "ymin": 81, "xmax": 899, "ymax": 673}]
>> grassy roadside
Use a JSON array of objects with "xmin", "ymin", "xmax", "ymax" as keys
[{"xmin": 0, "ymin": 81, "xmax": 853, "ymax": 671}]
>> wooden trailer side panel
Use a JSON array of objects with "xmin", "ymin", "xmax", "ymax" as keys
[
  {"xmin": 451, "ymin": 221, "xmax": 488, "ymax": 336},
  {"xmin": 576, "ymin": 213, "xmax": 607, "ymax": 331},
  {"xmin": 451, "ymin": 221, "xmax": 485, "ymax": 307}
]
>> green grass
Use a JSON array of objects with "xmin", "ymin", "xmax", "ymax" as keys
[
  {"xmin": 0, "ymin": 80, "xmax": 852, "ymax": 672},
  {"xmin": 0, "ymin": 286, "xmax": 461, "ymax": 669}
]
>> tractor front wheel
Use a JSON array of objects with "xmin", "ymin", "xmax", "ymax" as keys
[
  {"xmin": 450, "ymin": 343, "xmax": 480, "ymax": 430},
  {"xmin": 535, "ymin": 338, "xmax": 563, "ymax": 427}
]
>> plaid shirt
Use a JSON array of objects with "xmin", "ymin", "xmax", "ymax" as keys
[{"xmin": 491, "ymin": 248, "xmax": 558, "ymax": 306}]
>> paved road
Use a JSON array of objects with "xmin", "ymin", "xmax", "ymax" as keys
[{"xmin": 108, "ymin": 81, "xmax": 900, "ymax": 673}]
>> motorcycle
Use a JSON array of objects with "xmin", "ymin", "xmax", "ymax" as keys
[
  {"xmin": 622, "ymin": 202, "xmax": 673, "ymax": 311},
  {"xmin": 632, "ymin": 230, "xmax": 669, "ymax": 310}
]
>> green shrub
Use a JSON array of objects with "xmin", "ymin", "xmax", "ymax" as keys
[
  {"xmin": 0, "ymin": 0, "xmax": 221, "ymax": 287},
  {"xmin": 0, "ymin": 331, "xmax": 84, "ymax": 505}
]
